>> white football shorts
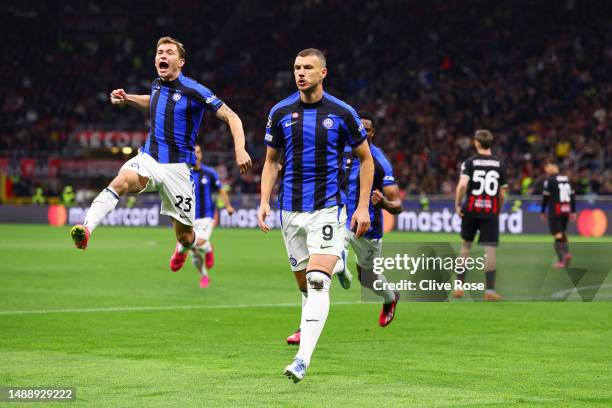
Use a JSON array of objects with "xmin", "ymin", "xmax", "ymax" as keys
[
  {"xmin": 346, "ymin": 229, "xmax": 382, "ymax": 269},
  {"xmin": 120, "ymin": 152, "xmax": 195, "ymax": 226},
  {"xmin": 281, "ymin": 205, "xmax": 347, "ymax": 272}
]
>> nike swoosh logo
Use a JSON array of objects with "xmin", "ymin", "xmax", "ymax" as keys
[
  {"xmin": 320, "ymin": 245, "xmax": 333, "ymax": 249},
  {"xmin": 284, "ymin": 121, "xmax": 298, "ymax": 128},
  {"xmin": 305, "ymin": 319, "xmax": 319, "ymax": 322},
  {"xmin": 180, "ymin": 215, "xmax": 189, "ymax": 219}
]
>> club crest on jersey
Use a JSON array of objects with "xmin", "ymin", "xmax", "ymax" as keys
[
  {"xmin": 322, "ymin": 118, "xmax": 334, "ymax": 129},
  {"xmin": 292, "ymin": 112, "xmax": 299, "ymax": 118},
  {"xmin": 172, "ymin": 92, "xmax": 181, "ymax": 102},
  {"xmin": 201, "ymin": 177, "xmax": 208, "ymax": 185}
]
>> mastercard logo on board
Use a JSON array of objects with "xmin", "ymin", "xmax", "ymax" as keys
[
  {"xmin": 47, "ymin": 205, "xmax": 67, "ymax": 227},
  {"xmin": 577, "ymin": 209, "xmax": 607, "ymax": 238}
]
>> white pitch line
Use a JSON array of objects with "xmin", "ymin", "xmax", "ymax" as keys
[
  {"xmin": 550, "ymin": 283, "xmax": 612, "ymax": 300},
  {"xmin": 0, "ymin": 301, "xmax": 363, "ymax": 316}
]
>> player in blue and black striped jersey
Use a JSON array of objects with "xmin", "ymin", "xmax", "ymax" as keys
[
  {"xmin": 257, "ymin": 48, "xmax": 374, "ymax": 383},
  {"xmin": 189, "ymin": 145, "xmax": 236, "ymax": 288},
  {"xmin": 71, "ymin": 37, "xmax": 251, "ymax": 275},
  {"xmin": 336, "ymin": 111, "xmax": 403, "ymax": 327}
]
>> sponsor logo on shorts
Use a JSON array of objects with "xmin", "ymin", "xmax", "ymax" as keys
[{"xmin": 130, "ymin": 163, "xmax": 139, "ymax": 169}]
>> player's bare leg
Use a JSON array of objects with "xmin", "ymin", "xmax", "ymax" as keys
[
  {"xmin": 483, "ymin": 246, "xmax": 502, "ymax": 301},
  {"xmin": 453, "ymin": 241, "xmax": 472, "ymax": 298},
  {"xmin": 72, "ymin": 170, "xmax": 148, "ymax": 249},
  {"xmin": 286, "ymin": 269, "xmax": 307, "ymax": 345},
  {"xmin": 284, "ymin": 255, "xmax": 336, "ymax": 383},
  {"xmin": 169, "ymin": 220, "xmax": 197, "ymax": 272}
]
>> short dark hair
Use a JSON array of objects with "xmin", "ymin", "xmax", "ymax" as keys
[
  {"xmin": 296, "ymin": 48, "xmax": 326, "ymax": 67},
  {"xmin": 358, "ymin": 111, "xmax": 376, "ymax": 129},
  {"xmin": 157, "ymin": 36, "xmax": 186, "ymax": 60},
  {"xmin": 474, "ymin": 129, "xmax": 494, "ymax": 149}
]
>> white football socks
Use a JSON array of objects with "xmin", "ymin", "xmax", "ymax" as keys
[
  {"xmin": 83, "ymin": 187, "xmax": 119, "ymax": 232},
  {"xmin": 374, "ymin": 272, "xmax": 396, "ymax": 304},
  {"xmin": 299, "ymin": 289, "xmax": 308, "ymax": 330},
  {"xmin": 296, "ymin": 271, "xmax": 331, "ymax": 367}
]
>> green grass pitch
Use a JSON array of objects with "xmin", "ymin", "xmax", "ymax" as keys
[{"xmin": 1, "ymin": 224, "xmax": 611, "ymax": 407}]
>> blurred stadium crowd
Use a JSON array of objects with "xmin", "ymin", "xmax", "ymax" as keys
[{"xmin": 2, "ymin": 0, "xmax": 611, "ymax": 200}]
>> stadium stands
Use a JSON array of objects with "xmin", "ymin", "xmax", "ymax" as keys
[{"xmin": 2, "ymin": 0, "xmax": 611, "ymax": 198}]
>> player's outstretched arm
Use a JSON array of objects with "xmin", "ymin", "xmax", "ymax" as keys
[
  {"xmin": 109, "ymin": 89, "xmax": 150, "ymax": 110},
  {"xmin": 352, "ymin": 141, "xmax": 374, "ymax": 238},
  {"xmin": 215, "ymin": 104, "xmax": 252, "ymax": 174},
  {"xmin": 455, "ymin": 176, "xmax": 468, "ymax": 217},
  {"xmin": 258, "ymin": 147, "xmax": 281, "ymax": 232}
]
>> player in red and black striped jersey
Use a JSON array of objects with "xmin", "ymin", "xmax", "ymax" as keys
[
  {"xmin": 454, "ymin": 130, "xmax": 508, "ymax": 301},
  {"xmin": 540, "ymin": 160, "xmax": 576, "ymax": 268}
]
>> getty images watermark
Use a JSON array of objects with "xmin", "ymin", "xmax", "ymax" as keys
[
  {"xmin": 359, "ymin": 243, "xmax": 612, "ymax": 302},
  {"xmin": 372, "ymin": 253, "xmax": 486, "ymax": 292}
]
